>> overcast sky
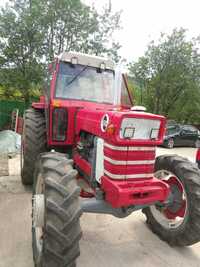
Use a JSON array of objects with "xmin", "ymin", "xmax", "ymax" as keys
[
  {"xmin": 0, "ymin": 0, "xmax": 199, "ymax": 62},
  {"xmin": 84, "ymin": 0, "xmax": 200, "ymax": 62}
]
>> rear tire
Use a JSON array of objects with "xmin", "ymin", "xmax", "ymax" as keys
[
  {"xmin": 32, "ymin": 152, "xmax": 82, "ymax": 267},
  {"xmin": 143, "ymin": 155, "xmax": 200, "ymax": 246},
  {"xmin": 21, "ymin": 108, "xmax": 47, "ymax": 185}
]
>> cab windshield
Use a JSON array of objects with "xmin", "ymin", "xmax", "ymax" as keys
[{"xmin": 55, "ymin": 62, "xmax": 114, "ymax": 104}]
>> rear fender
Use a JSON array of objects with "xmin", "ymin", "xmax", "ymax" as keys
[{"xmin": 32, "ymin": 96, "xmax": 45, "ymax": 110}]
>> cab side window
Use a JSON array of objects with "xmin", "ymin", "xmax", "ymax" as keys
[{"xmin": 121, "ymin": 78, "xmax": 132, "ymax": 107}]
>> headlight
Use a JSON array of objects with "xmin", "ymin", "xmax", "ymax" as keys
[
  {"xmin": 123, "ymin": 127, "xmax": 135, "ymax": 139},
  {"xmin": 150, "ymin": 129, "xmax": 159, "ymax": 140},
  {"xmin": 120, "ymin": 118, "xmax": 161, "ymax": 140}
]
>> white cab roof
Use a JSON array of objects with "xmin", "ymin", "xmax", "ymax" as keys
[{"xmin": 57, "ymin": 51, "xmax": 115, "ymax": 70}]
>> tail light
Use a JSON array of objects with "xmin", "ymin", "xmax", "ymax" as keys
[{"xmin": 52, "ymin": 108, "xmax": 68, "ymax": 141}]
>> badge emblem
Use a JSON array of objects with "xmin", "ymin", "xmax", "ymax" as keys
[{"xmin": 101, "ymin": 114, "xmax": 109, "ymax": 132}]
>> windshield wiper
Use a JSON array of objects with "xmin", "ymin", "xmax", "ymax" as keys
[{"xmin": 65, "ymin": 65, "xmax": 89, "ymax": 87}]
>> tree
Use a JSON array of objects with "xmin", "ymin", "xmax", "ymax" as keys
[
  {"xmin": 0, "ymin": 0, "xmax": 122, "ymax": 102},
  {"xmin": 86, "ymin": 3, "xmax": 122, "ymax": 62},
  {"xmin": 38, "ymin": 0, "xmax": 98, "ymax": 61},
  {"xmin": 129, "ymin": 29, "xmax": 200, "ymax": 124},
  {"xmin": 38, "ymin": 0, "xmax": 121, "ymax": 61},
  {"xmin": 0, "ymin": 0, "xmax": 45, "ymax": 103}
]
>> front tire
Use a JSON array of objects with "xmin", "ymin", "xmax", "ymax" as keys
[
  {"xmin": 143, "ymin": 155, "xmax": 200, "ymax": 246},
  {"xmin": 32, "ymin": 152, "xmax": 82, "ymax": 267}
]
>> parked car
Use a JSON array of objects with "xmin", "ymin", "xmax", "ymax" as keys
[{"xmin": 163, "ymin": 124, "xmax": 200, "ymax": 148}]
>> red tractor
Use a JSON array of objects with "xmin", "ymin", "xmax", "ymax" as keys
[{"xmin": 21, "ymin": 52, "xmax": 200, "ymax": 267}]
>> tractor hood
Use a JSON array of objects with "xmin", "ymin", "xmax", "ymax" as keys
[{"xmin": 76, "ymin": 107, "xmax": 166, "ymax": 146}]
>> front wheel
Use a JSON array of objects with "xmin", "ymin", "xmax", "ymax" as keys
[
  {"xmin": 143, "ymin": 155, "xmax": 200, "ymax": 246},
  {"xmin": 32, "ymin": 152, "xmax": 82, "ymax": 267}
]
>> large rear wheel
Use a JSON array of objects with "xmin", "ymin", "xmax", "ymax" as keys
[
  {"xmin": 21, "ymin": 108, "xmax": 46, "ymax": 185},
  {"xmin": 32, "ymin": 152, "xmax": 82, "ymax": 267},
  {"xmin": 143, "ymin": 155, "xmax": 200, "ymax": 246}
]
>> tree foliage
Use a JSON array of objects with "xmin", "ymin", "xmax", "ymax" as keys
[
  {"xmin": 129, "ymin": 29, "xmax": 200, "ymax": 124},
  {"xmin": 0, "ymin": 0, "xmax": 121, "ymax": 101},
  {"xmin": 0, "ymin": 0, "xmax": 45, "ymax": 102}
]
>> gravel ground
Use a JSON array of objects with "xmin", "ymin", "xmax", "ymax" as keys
[
  {"xmin": 0, "ymin": 147, "xmax": 200, "ymax": 267},
  {"xmin": 0, "ymin": 154, "xmax": 8, "ymax": 176}
]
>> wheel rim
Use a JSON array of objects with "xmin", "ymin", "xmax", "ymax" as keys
[
  {"xmin": 33, "ymin": 173, "xmax": 45, "ymax": 259},
  {"xmin": 150, "ymin": 170, "xmax": 188, "ymax": 229},
  {"xmin": 168, "ymin": 139, "xmax": 174, "ymax": 148}
]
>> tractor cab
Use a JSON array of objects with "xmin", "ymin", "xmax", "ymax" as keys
[
  {"xmin": 34, "ymin": 52, "xmax": 133, "ymax": 146},
  {"xmin": 53, "ymin": 52, "xmax": 132, "ymax": 107}
]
